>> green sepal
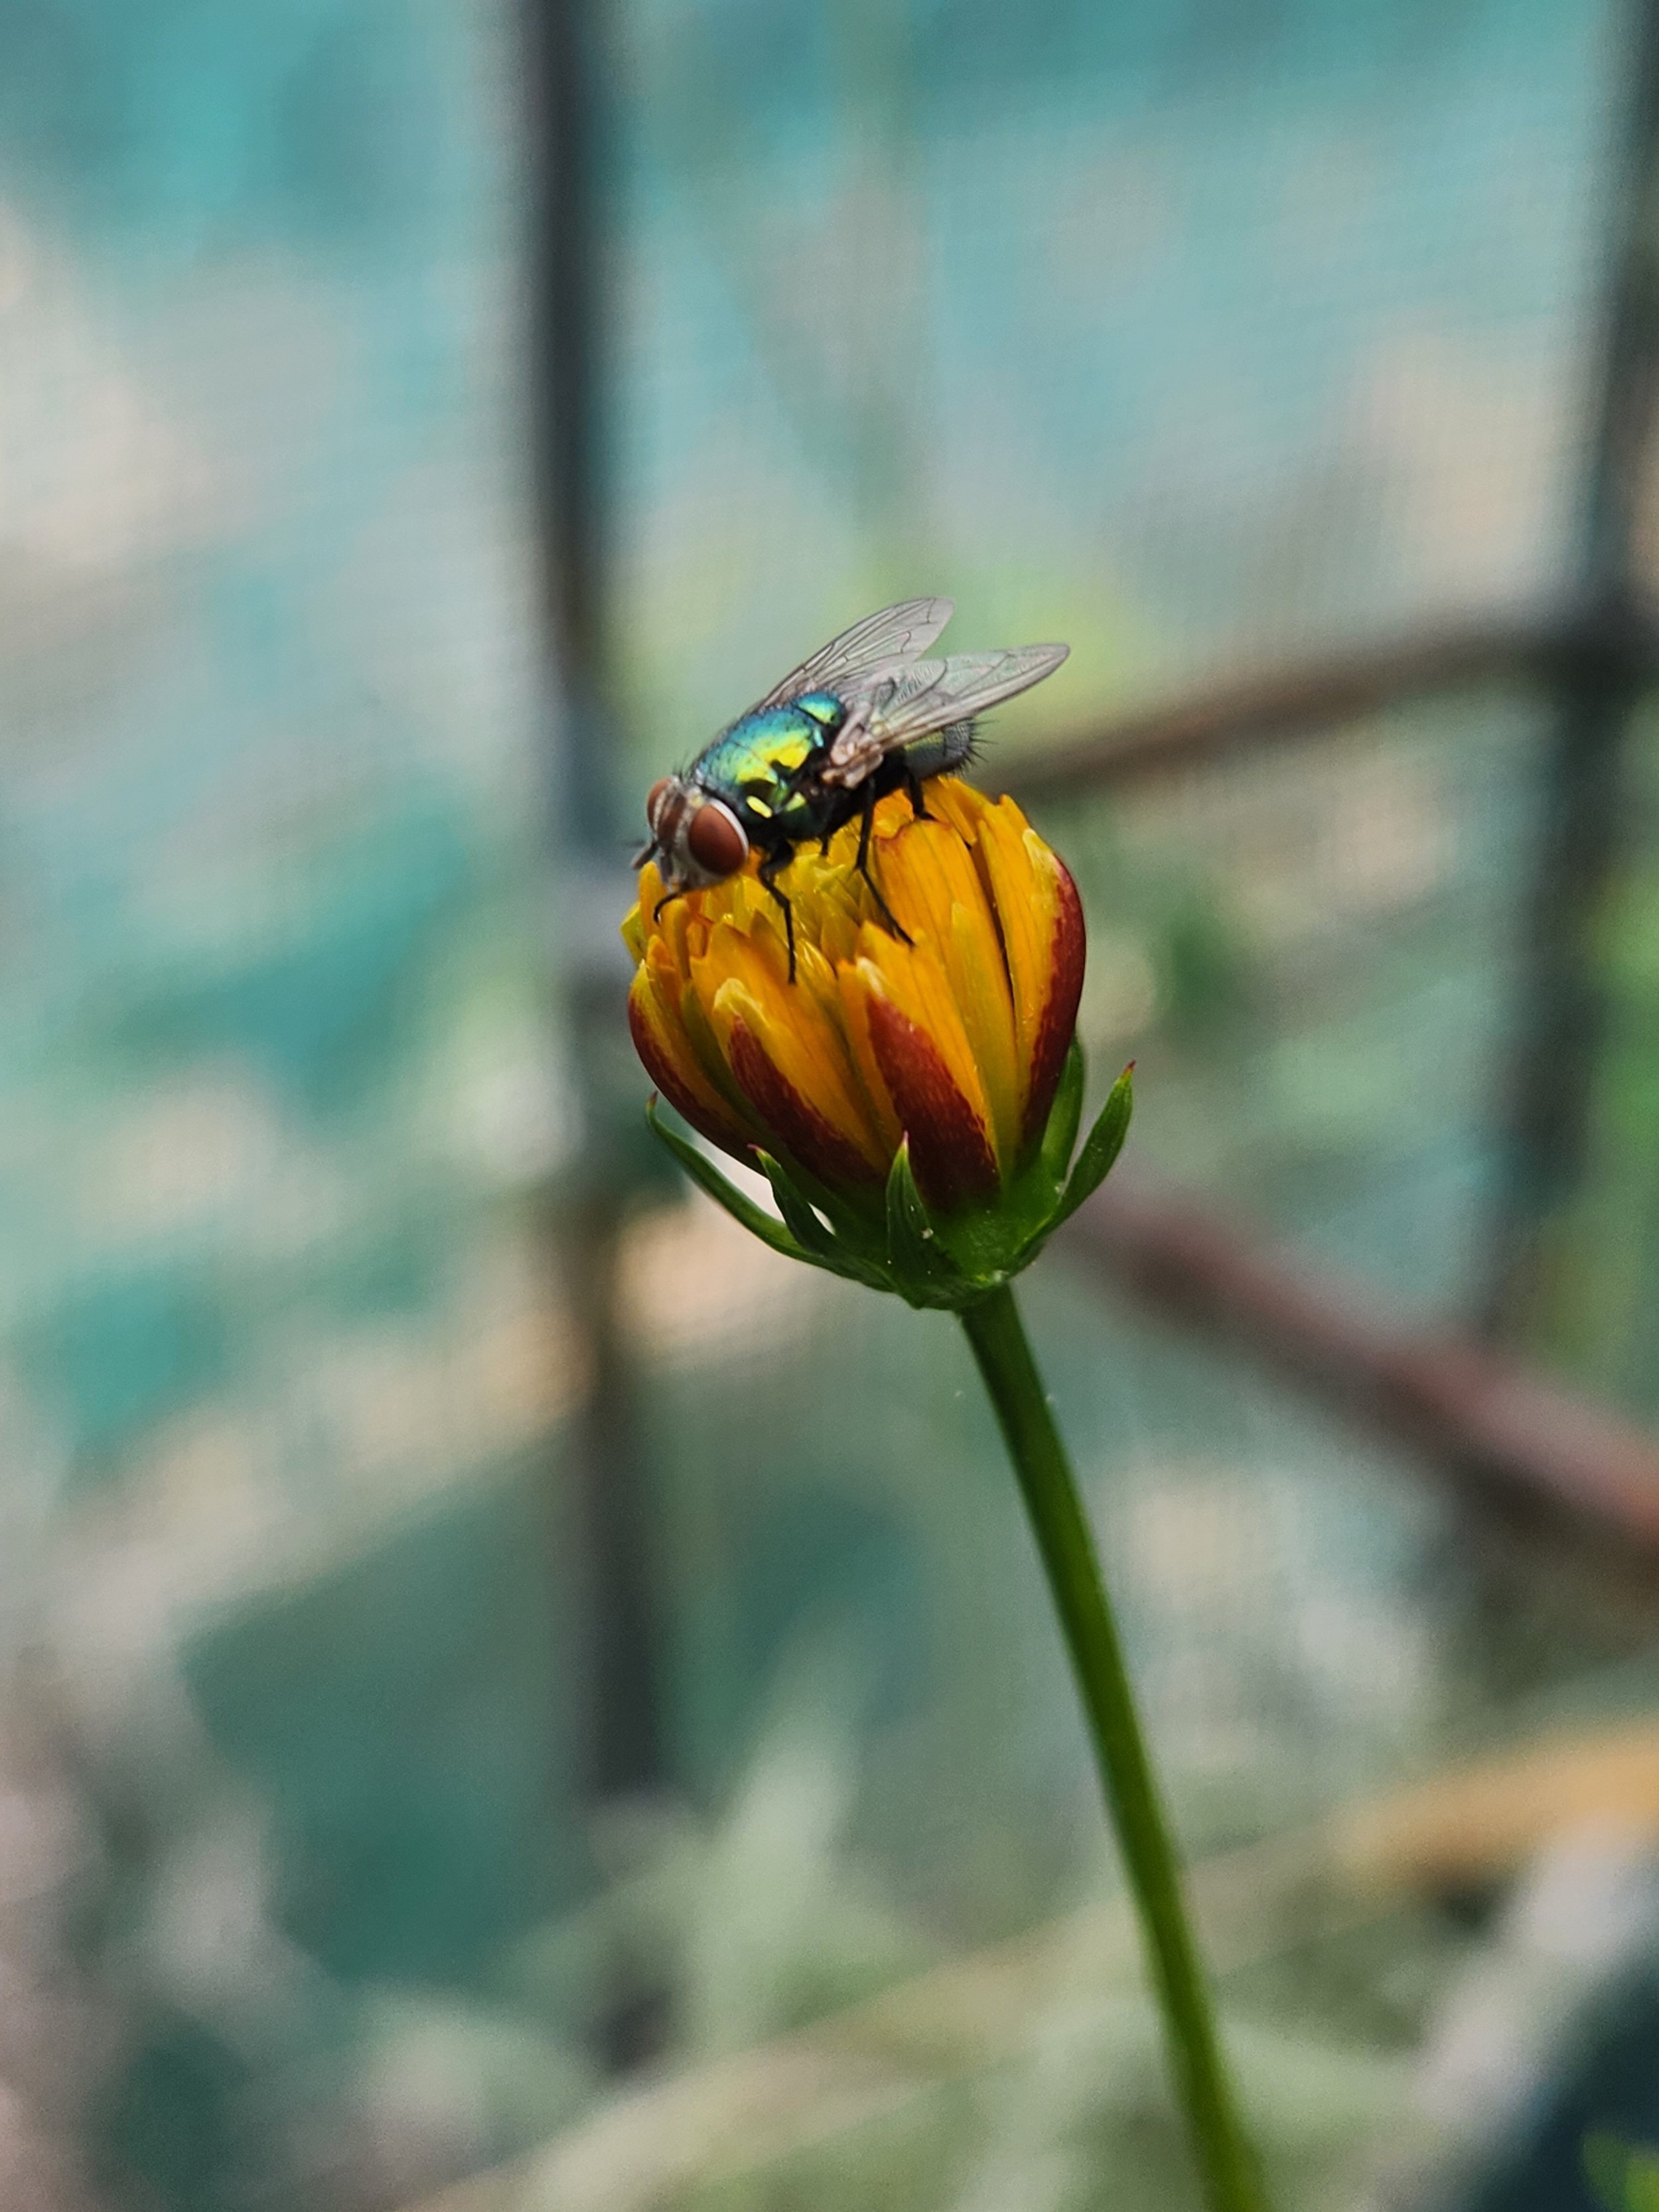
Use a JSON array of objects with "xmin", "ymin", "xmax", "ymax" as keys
[
  {"xmin": 1040, "ymin": 1037, "xmax": 1086, "ymax": 1194},
  {"xmin": 644, "ymin": 1098, "xmax": 807, "ymax": 1265},
  {"xmin": 1054, "ymin": 1066, "xmax": 1133, "ymax": 1224},
  {"xmin": 884, "ymin": 1143, "xmax": 975, "ymax": 1307},
  {"xmin": 648, "ymin": 1051, "xmax": 1133, "ymax": 1307},
  {"xmin": 756, "ymin": 1151, "xmax": 892, "ymax": 1291},
  {"xmin": 755, "ymin": 1151, "xmax": 836, "ymax": 1254}
]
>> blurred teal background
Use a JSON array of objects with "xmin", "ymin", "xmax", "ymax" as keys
[{"xmin": 5, "ymin": 1, "xmax": 1659, "ymax": 2208}]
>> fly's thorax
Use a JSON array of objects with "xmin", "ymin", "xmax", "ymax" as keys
[{"xmin": 691, "ymin": 700, "xmax": 842, "ymax": 838}]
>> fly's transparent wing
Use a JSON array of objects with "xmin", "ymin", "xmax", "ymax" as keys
[
  {"xmin": 849, "ymin": 643, "xmax": 1070, "ymax": 749},
  {"xmin": 753, "ymin": 597, "xmax": 954, "ymax": 712}
]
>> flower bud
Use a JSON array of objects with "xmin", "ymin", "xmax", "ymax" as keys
[{"xmin": 622, "ymin": 779, "xmax": 1129, "ymax": 1307}]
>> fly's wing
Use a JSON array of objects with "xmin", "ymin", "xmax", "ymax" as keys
[
  {"xmin": 847, "ymin": 643, "xmax": 1070, "ymax": 750},
  {"xmin": 751, "ymin": 597, "xmax": 954, "ymax": 713}
]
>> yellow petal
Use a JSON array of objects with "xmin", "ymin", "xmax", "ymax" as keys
[
  {"xmin": 628, "ymin": 964, "xmax": 755, "ymax": 1158},
  {"xmin": 834, "ymin": 961, "xmax": 904, "ymax": 1158},
  {"xmin": 697, "ymin": 922, "xmax": 887, "ymax": 1172},
  {"xmin": 849, "ymin": 921, "xmax": 997, "ymax": 1163},
  {"xmin": 874, "ymin": 814, "xmax": 1021, "ymax": 1163},
  {"xmin": 712, "ymin": 981, "xmax": 885, "ymax": 1188},
  {"xmin": 843, "ymin": 944, "xmax": 999, "ymax": 1209},
  {"xmin": 922, "ymin": 776, "xmax": 995, "ymax": 845},
  {"xmin": 974, "ymin": 796, "xmax": 1086, "ymax": 1140}
]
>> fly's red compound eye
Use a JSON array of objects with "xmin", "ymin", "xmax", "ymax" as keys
[
  {"xmin": 686, "ymin": 800, "xmax": 748, "ymax": 877},
  {"xmin": 646, "ymin": 778, "xmax": 673, "ymax": 832}
]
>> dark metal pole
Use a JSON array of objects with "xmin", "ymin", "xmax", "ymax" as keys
[
  {"xmin": 526, "ymin": 0, "xmax": 621, "ymax": 856},
  {"xmin": 1487, "ymin": 0, "xmax": 1659, "ymax": 1339},
  {"xmin": 523, "ymin": 0, "xmax": 668, "ymax": 1978}
]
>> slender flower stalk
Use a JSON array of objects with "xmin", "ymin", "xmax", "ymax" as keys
[
  {"xmin": 960, "ymin": 1286, "xmax": 1265, "ymax": 2212},
  {"xmin": 622, "ymin": 778, "xmax": 1267, "ymax": 2210}
]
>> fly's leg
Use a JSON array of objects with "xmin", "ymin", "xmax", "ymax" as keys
[
  {"xmin": 903, "ymin": 764, "xmax": 933, "ymax": 821},
  {"xmin": 758, "ymin": 849, "xmax": 798, "ymax": 982},
  {"xmin": 854, "ymin": 782, "xmax": 912, "ymax": 945}
]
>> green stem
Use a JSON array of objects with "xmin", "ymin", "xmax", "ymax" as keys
[{"xmin": 960, "ymin": 1284, "xmax": 1267, "ymax": 2212}]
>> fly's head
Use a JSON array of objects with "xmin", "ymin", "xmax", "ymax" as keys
[{"xmin": 636, "ymin": 776, "xmax": 751, "ymax": 911}]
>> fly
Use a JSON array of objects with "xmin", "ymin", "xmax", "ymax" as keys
[{"xmin": 634, "ymin": 597, "xmax": 1068, "ymax": 979}]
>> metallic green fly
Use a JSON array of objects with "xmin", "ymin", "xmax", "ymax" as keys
[{"xmin": 634, "ymin": 598, "xmax": 1068, "ymax": 979}]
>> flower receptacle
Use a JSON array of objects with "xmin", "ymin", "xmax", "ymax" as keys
[{"xmin": 645, "ymin": 1048, "xmax": 1132, "ymax": 1311}]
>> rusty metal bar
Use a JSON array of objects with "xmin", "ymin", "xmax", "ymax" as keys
[
  {"xmin": 1061, "ymin": 1178, "xmax": 1659, "ymax": 1560},
  {"xmin": 999, "ymin": 617, "xmax": 1565, "ymax": 800}
]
